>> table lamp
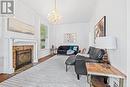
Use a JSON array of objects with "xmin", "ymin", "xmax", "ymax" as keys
[{"xmin": 95, "ymin": 36, "xmax": 117, "ymax": 66}]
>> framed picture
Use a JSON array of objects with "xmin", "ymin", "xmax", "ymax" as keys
[
  {"xmin": 94, "ymin": 16, "xmax": 106, "ymax": 43},
  {"xmin": 64, "ymin": 33, "xmax": 77, "ymax": 43},
  {"xmin": 40, "ymin": 24, "xmax": 48, "ymax": 49},
  {"xmin": 8, "ymin": 18, "xmax": 35, "ymax": 35}
]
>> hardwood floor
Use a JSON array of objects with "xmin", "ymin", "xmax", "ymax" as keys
[
  {"xmin": 38, "ymin": 54, "xmax": 54, "ymax": 63},
  {"xmin": 0, "ymin": 54, "xmax": 54, "ymax": 83},
  {"xmin": 0, "ymin": 74, "xmax": 10, "ymax": 82}
]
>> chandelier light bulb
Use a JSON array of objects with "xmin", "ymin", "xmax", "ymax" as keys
[{"xmin": 48, "ymin": 0, "xmax": 61, "ymax": 24}]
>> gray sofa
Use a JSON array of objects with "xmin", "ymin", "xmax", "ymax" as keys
[
  {"xmin": 57, "ymin": 45, "xmax": 79, "ymax": 55},
  {"xmin": 75, "ymin": 46, "xmax": 105, "ymax": 80}
]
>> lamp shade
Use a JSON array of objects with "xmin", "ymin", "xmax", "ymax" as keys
[{"xmin": 95, "ymin": 37, "xmax": 117, "ymax": 49}]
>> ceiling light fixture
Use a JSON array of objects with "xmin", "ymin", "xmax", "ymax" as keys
[{"xmin": 48, "ymin": 0, "xmax": 61, "ymax": 24}]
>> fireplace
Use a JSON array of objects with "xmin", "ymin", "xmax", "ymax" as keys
[
  {"xmin": 3, "ymin": 38, "xmax": 38, "ymax": 74},
  {"xmin": 16, "ymin": 49, "xmax": 32, "ymax": 70},
  {"xmin": 13, "ymin": 45, "xmax": 33, "ymax": 70}
]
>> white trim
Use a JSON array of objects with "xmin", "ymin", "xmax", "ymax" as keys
[
  {"xmin": 88, "ymin": 72, "xmax": 125, "ymax": 79},
  {"xmin": 4, "ymin": 38, "xmax": 38, "ymax": 74}
]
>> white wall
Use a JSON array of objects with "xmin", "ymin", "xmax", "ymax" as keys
[
  {"xmin": 53, "ymin": 23, "xmax": 89, "ymax": 50},
  {"xmin": 0, "ymin": 17, "xmax": 4, "ymax": 72},
  {"xmin": 127, "ymin": 0, "xmax": 130, "ymax": 86},
  {"xmin": 10, "ymin": 0, "xmax": 51, "ymax": 59},
  {"xmin": 2, "ymin": 0, "xmax": 36, "ymax": 39},
  {"xmin": 89, "ymin": 0, "xmax": 127, "ymax": 86},
  {"xmin": 37, "ymin": 17, "xmax": 53, "ymax": 58},
  {"xmin": 0, "ymin": 0, "xmax": 38, "ymax": 73},
  {"xmin": 0, "ymin": 17, "xmax": 2, "ymax": 72},
  {"xmin": 0, "ymin": 0, "xmax": 52, "ymax": 73},
  {"xmin": 0, "ymin": 17, "xmax": 2, "ymax": 38},
  {"xmin": 90, "ymin": 0, "xmax": 127, "ymax": 74}
]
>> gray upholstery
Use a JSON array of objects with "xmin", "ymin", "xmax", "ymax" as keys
[
  {"xmin": 65, "ymin": 55, "xmax": 76, "ymax": 72},
  {"xmin": 88, "ymin": 46, "xmax": 105, "ymax": 60},
  {"xmin": 75, "ymin": 55, "xmax": 87, "ymax": 74},
  {"xmin": 65, "ymin": 55, "xmax": 76, "ymax": 65},
  {"xmin": 74, "ymin": 47, "xmax": 105, "ymax": 80}
]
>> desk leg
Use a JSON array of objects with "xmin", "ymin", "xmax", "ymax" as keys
[
  {"xmin": 87, "ymin": 75, "xmax": 93, "ymax": 87},
  {"xmin": 66, "ymin": 64, "xmax": 68, "ymax": 72},
  {"xmin": 87, "ymin": 75, "xmax": 90, "ymax": 84},
  {"xmin": 119, "ymin": 78, "xmax": 124, "ymax": 87}
]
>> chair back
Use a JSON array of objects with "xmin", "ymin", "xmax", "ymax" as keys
[{"xmin": 75, "ymin": 55, "xmax": 87, "ymax": 75}]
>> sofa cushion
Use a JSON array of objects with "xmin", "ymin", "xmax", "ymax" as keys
[
  {"xmin": 67, "ymin": 49, "xmax": 75, "ymax": 55},
  {"xmin": 91, "ymin": 48, "xmax": 100, "ymax": 59},
  {"xmin": 73, "ymin": 46, "xmax": 78, "ymax": 51},
  {"xmin": 88, "ymin": 46, "xmax": 105, "ymax": 60},
  {"xmin": 58, "ymin": 46, "xmax": 68, "ymax": 50},
  {"xmin": 96, "ymin": 49, "xmax": 105, "ymax": 59},
  {"xmin": 57, "ymin": 45, "xmax": 79, "ymax": 55},
  {"xmin": 88, "ymin": 47, "xmax": 95, "ymax": 54}
]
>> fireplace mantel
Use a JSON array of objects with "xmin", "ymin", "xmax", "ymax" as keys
[{"xmin": 4, "ymin": 38, "xmax": 38, "ymax": 74}]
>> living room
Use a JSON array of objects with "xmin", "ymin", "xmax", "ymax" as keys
[{"xmin": 0, "ymin": 0, "xmax": 129, "ymax": 87}]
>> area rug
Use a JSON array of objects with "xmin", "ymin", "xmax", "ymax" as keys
[{"xmin": 0, "ymin": 55, "xmax": 89, "ymax": 87}]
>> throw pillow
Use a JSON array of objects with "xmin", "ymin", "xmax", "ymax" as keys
[
  {"xmin": 67, "ymin": 49, "xmax": 75, "ymax": 55},
  {"xmin": 73, "ymin": 46, "xmax": 77, "ymax": 51}
]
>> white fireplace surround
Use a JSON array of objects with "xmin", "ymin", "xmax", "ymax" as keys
[{"xmin": 4, "ymin": 38, "xmax": 38, "ymax": 74}]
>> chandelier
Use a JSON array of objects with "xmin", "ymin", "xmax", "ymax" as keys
[{"xmin": 48, "ymin": 0, "xmax": 61, "ymax": 24}]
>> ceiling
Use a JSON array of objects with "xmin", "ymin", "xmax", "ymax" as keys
[{"xmin": 21, "ymin": 0, "xmax": 96, "ymax": 24}]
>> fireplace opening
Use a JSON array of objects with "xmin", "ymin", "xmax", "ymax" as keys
[{"xmin": 15, "ymin": 49, "xmax": 32, "ymax": 70}]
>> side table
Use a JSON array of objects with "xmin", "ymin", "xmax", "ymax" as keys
[{"xmin": 50, "ymin": 48, "xmax": 57, "ymax": 55}]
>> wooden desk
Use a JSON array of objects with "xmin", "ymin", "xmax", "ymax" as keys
[{"xmin": 86, "ymin": 63, "xmax": 126, "ymax": 87}]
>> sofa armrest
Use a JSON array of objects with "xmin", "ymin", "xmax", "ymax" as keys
[
  {"xmin": 76, "ymin": 55, "xmax": 88, "ymax": 60},
  {"xmin": 76, "ymin": 55, "xmax": 100, "ymax": 63},
  {"xmin": 85, "ymin": 58, "xmax": 99, "ymax": 63},
  {"xmin": 77, "ymin": 53, "xmax": 89, "ymax": 57}
]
